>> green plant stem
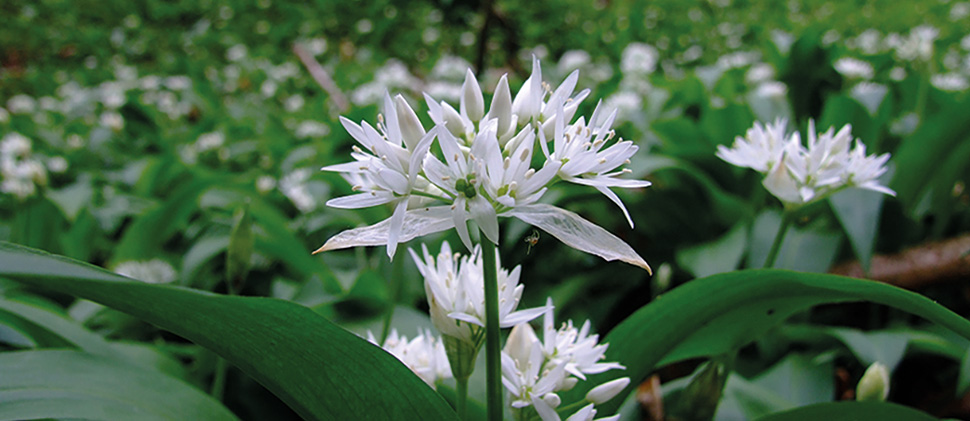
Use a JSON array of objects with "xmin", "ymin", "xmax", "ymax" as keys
[
  {"xmin": 210, "ymin": 356, "xmax": 228, "ymax": 401},
  {"xmin": 481, "ymin": 237, "xmax": 503, "ymax": 421},
  {"xmin": 456, "ymin": 375, "xmax": 469, "ymax": 420},
  {"xmin": 764, "ymin": 212, "xmax": 793, "ymax": 268},
  {"xmin": 381, "ymin": 244, "xmax": 405, "ymax": 342}
]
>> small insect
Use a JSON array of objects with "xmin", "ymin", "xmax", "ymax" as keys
[{"xmin": 524, "ymin": 230, "xmax": 540, "ymax": 254}]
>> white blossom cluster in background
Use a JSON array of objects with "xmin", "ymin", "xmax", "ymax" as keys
[
  {"xmin": 113, "ymin": 259, "xmax": 177, "ymax": 284},
  {"xmin": 717, "ymin": 119, "xmax": 895, "ymax": 207},
  {"xmin": 366, "ymin": 329, "xmax": 452, "ymax": 387},
  {"xmin": 0, "ymin": 132, "xmax": 66, "ymax": 200},
  {"xmin": 317, "ymin": 58, "xmax": 651, "ymax": 272}
]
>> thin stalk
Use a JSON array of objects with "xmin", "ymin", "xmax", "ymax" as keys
[
  {"xmin": 456, "ymin": 375, "xmax": 469, "ymax": 420},
  {"xmin": 381, "ymin": 244, "xmax": 405, "ymax": 342},
  {"xmin": 210, "ymin": 357, "xmax": 228, "ymax": 401},
  {"xmin": 481, "ymin": 237, "xmax": 503, "ymax": 421},
  {"xmin": 764, "ymin": 212, "xmax": 793, "ymax": 268}
]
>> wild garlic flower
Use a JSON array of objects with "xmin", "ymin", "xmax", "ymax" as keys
[
  {"xmin": 718, "ymin": 119, "xmax": 895, "ymax": 207},
  {"xmin": 502, "ymin": 299, "xmax": 627, "ymax": 421},
  {"xmin": 366, "ymin": 329, "xmax": 452, "ymax": 387},
  {"xmin": 410, "ymin": 241, "xmax": 548, "ymax": 348},
  {"xmin": 316, "ymin": 58, "xmax": 650, "ymax": 272}
]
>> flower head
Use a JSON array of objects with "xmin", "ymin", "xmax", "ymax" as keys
[
  {"xmin": 718, "ymin": 119, "xmax": 895, "ymax": 207},
  {"xmin": 501, "ymin": 299, "xmax": 627, "ymax": 421},
  {"xmin": 367, "ymin": 329, "xmax": 452, "ymax": 387},
  {"xmin": 317, "ymin": 59, "xmax": 651, "ymax": 272},
  {"xmin": 410, "ymin": 241, "xmax": 548, "ymax": 347}
]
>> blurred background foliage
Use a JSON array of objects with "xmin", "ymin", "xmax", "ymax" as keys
[{"xmin": 2, "ymin": 0, "xmax": 970, "ymax": 419}]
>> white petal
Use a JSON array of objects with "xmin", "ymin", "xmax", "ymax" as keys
[
  {"xmin": 386, "ymin": 199, "xmax": 409, "ymax": 258},
  {"xmin": 452, "ymin": 197, "xmax": 473, "ymax": 251},
  {"xmin": 564, "ymin": 404, "xmax": 596, "ymax": 421},
  {"xmin": 595, "ymin": 185, "xmax": 634, "ymax": 229},
  {"xmin": 326, "ymin": 192, "xmax": 394, "ymax": 209},
  {"xmin": 408, "ymin": 126, "xmax": 437, "ymax": 181},
  {"xmin": 461, "ymin": 68, "xmax": 485, "ymax": 122},
  {"xmin": 509, "ymin": 204, "xmax": 651, "ymax": 272},
  {"xmin": 394, "ymin": 94, "xmax": 426, "ymax": 151},
  {"xmin": 486, "ymin": 75, "xmax": 513, "ymax": 136},
  {"xmin": 313, "ymin": 206, "xmax": 455, "ymax": 253},
  {"xmin": 470, "ymin": 195, "xmax": 500, "ymax": 245},
  {"xmin": 449, "ymin": 311, "xmax": 484, "ymax": 327},
  {"xmin": 532, "ymin": 396, "xmax": 561, "ymax": 421},
  {"xmin": 382, "ymin": 93, "xmax": 403, "ymax": 147},
  {"xmin": 501, "ymin": 306, "xmax": 550, "ymax": 327}
]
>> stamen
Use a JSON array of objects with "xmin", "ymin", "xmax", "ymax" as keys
[
  {"xmin": 503, "ymin": 157, "xmax": 511, "ymax": 169},
  {"xmin": 441, "ymin": 176, "xmax": 451, "ymax": 181},
  {"xmin": 519, "ymin": 148, "xmax": 530, "ymax": 162},
  {"xmin": 524, "ymin": 168, "xmax": 535, "ymax": 179},
  {"xmin": 621, "ymin": 168, "xmax": 632, "ymax": 174},
  {"xmin": 352, "ymin": 145, "xmax": 363, "ymax": 153},
  {"xmin": 352, "ymin": 185, "xmax": 363, "ymax": 191},
  {"xmin": 598, "ymin": 158, "xmax": 607, "ymax": 164}
]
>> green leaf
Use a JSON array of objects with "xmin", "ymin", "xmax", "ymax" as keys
[
  {"xmin": 0, "ymin": 241, "xmax": 457, "ymax": 420},
  {"xmin": 752, "ymin": 401, "xmax": 936, "ymax": 421},
  {"xmin": 829, "ymin": 187, "xmax": 886, "ymax": 273},
  {"xmin": 677, "ymin": 223, "xmax": 749, "ymax": 278},
  {"xmin": 747, "ymin": 210, "xmax": 840, "ymax": 271},
  {"xmin": 718, "ymin": 353, "xmax": 834, "ymax": 420},
  {"xmin": 0, "ymin": 349, "xmax": 237, "ymax": 421},
  {"xmin": 561, "ymin": 269, "xmax": 970, "ymax": 414}
]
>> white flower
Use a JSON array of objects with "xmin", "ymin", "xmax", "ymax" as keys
[
  {"xmin": 716, "ymin": 119, "xmax": 790, "ymax": 173},
  {"xmin": 322, "ymin": 94, "xmax": 436, "ymax": 257},
  {"xmin": 850, "ymin": 82, "xmax": 888, "ymax": 115},
  {"xmin": 113, "ymin": 259, "xmax": 177, "ymax": 284},
  {"xmin": 502, "ymin": 298, "xmax": 626, "ymax": 421},
  {"xmin": 367, "ymin": 329, "xmax": 452, "ymax": 387},
  {"xmin": 620, "ymin": 43, "xmax": 659, "ymax": 75},
  {"xmin": 834, "ymin": 57, "xmax": 874, "ymax": 80},
  {"xmin": 930, "ymin": 73, "xmax": 969, "ymax": 92},
  {"xmin": 720, "ymin": 120, "xmax": 895, "ymax": 206},
  {"xmin": 410, "ymin": 241, "xmax": 548, "ymax": 346},
  {"xmin": 317, "ymin": 59, "xmax": 650, "ymax": 271}
]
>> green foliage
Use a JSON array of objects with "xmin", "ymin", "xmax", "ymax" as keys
[{"xmin": 0, "ymin": 241, "xmax": 457, "ymax": 420}]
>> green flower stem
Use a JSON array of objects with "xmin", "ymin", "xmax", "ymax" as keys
[
  {"xmin": 456, "ymin": 375, "xmax": 469, "ymax": 420},
  {"xmin": 481, "ymin": 237, "xmax": 503, "ymax": 421},
  {"xmin": 210, "ymin": 357, "xmax": 228, "ymax": 401},
  {"xmin": 381, "ymin": 244, "xmax": 405, "ymax": 343},
  {"xmin": 764, "ymin": 211, "xmax": 793, "ymax": 268}
]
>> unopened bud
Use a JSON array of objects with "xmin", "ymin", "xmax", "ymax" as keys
[
  {"xmin": 856, "ymin": 362, "xmax": 889, "ymax": 402},
  {"xmin": 461, "ymin": 69, "xmax": 484, "ymax": 122},
  {"xmin": 485, "ymin": 75, "xmax": 512, "ymax": 136},
  {"xmin": 586, "ymin": 377, "xmax": 631, "ymax": 404},
  {"xmin": 542, "ymin": 392, "xmax": 561, "ymax": 408},
  {"xmin": 393, "ymin": 94, "xmax": 425, "ymax": 151}
]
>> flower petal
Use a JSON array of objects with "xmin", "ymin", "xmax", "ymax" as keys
[
  {"xmin": 508, "ymin": 204, "xmax": 651, "ymax": 272},
  {"xmin": 313, "ymin": 206, "xmax": 455, "ymax": 253},
  {"xmin": 326, "ymin": 192, "xmax": 394, "ymax": 209},
  {"xmin": 386, "ymin": 199, "xmax": 409, "ymax": 258}
]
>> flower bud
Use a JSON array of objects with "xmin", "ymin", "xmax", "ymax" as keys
[
  {"xmin": 394, "ymin": 94, "xmax": 425, "ymax": 151},
  {"xmin": 542, "ymin": 392, "xmax": 561, "ymax": 408},
  {"xmin": 586, "ymin": 377, "xmax": 631, "ymax": 404},
  {"xmin": 485, "ymin": 74, "xmax": 512, "ymax": 136},
  {"xmin": 441, "ymin": 102, "xmax": 465, "ymax": 137},
  {"xmin": 512, "ymin": 56, "xmax": 542, "ymax": 122},
  {"xmin": 461, "ymin": 68, "xmax": 484, "ymax": 122},
  {"xmin": 856, "ymin": 362, "xmax": 889, "ymax": 402}
]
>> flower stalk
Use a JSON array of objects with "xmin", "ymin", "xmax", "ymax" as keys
[
  {"xmin": 481, "ymin": 236, "xmax": 503, "ymax": 421},
  {"xmin": 764, "ymin": 211, "xmax": 793, "ymax": 268}
]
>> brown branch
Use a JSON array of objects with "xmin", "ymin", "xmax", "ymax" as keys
[
  {"xmin": 829, "ymin": 233, "xmax": 970, "ymax": 289},
  {"xmin": 293, "ymin": 43, "xmax": 349, "ymax": 113}
]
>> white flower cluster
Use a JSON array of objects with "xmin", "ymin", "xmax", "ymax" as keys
[
  {"xmin": 1, "ymin": 132, "xmax": 50, "ymax": 200},
  {"xmin": 317, "ymin": 58, "xmax": 651, "ymax": 272},
  {"xmin": 502, "ymin": 299, "xmax": 628, "ymax": 421},
  {"xmin": 113, "ymin": 259, "xmax": 177, "ymax": 284},
  {"xmin": 717, "ymin": 119, "xmax": 895, "ymax": 206},
  {"xmin": 410, "ymin": 241, "xmax": 548, "ymax": 349},
  {"xmin": 366, "ymin": 329, "xmax": 452, "ymax": 387}
]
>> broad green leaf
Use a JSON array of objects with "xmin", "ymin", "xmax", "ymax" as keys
[
  {"xmin": 829, "ymin": 187, "xmax": 887, "ymax": 273},
  {"xmin": 0, "ymin": 298, "xmax": 116, "ymax": 356},
  {"xmin": 752, "ymin": 401, "xmax": 936, "ymax": 421},
  {"xmin": 561, "ymin": 269, "xmax": 970, "ymax": 414},
  {"xmin": 824, "ymin": 327, "xmax": 909, "ymax": 373},
  {"xmin": 0, "ymin": 349, "xmax": 237, "ymax": 421},
  {"xmin": 747, "ymin": 210, "xmax": 840, "ymax": 271},
  {"xmin": 0, "ymin": 242, "xmax": 457, "ymax": 420},
  {"xmin": 677, "ymin": 223, "xmax": 748, "ymax": 278}
]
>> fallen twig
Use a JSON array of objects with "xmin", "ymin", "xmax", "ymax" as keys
[
  {"xmin": 293, "ymin": 43, "xmax": 349, "ymax": 113},
  {"xmin": 830, "ymin": 233, "xmax": 970, "ymax": 289}
]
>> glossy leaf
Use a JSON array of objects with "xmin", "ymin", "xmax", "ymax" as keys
[
  {"xmin": 560, "ymin": 269, "xmax": 970, "ymax": 414},
  {"xmin": 753, "ymin": 401, "xmax": 935, "ymax": 421},
  {"xmin": 0, "ymin": 241, "xmax": 457, "ymax": 420},
  {"xmin": 0, "ymin": 349, "xmax": 237, "ymax": 421}
]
